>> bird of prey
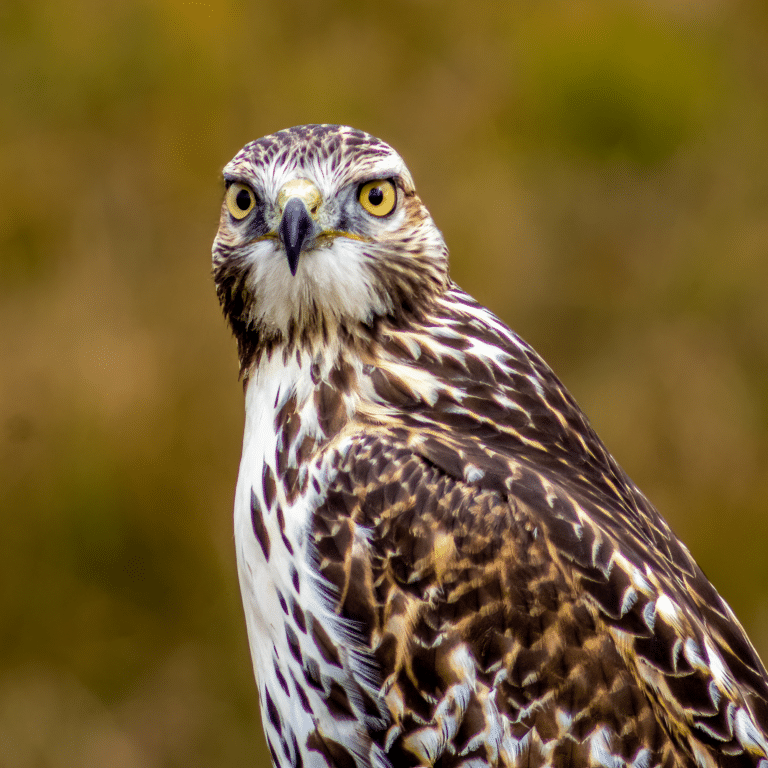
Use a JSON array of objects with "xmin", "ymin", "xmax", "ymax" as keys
[{"xmin": 212, "ymin": 124, "xmax": 768, "ymax": 768}]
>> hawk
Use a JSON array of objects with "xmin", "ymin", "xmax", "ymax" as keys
[{"xmin": 212, "ymin": 125, "xmax": 768, "ymax": 768}]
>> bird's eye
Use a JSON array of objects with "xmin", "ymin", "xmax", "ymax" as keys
[
  {"xmin": 225, "ymin": 182, "xmax": 256, "ymax": 220},
  {"xmin": 358, "ymin": 179, "xmax": 396, "ymax": 217}
]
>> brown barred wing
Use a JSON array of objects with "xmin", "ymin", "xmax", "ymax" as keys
[
  {"xmin": 513, "ymin": 468, "xmax": 768, "ymax": 768},
  {"xmin": 310, "ymin": 430, "xmax": 742, "ymax": 768}
]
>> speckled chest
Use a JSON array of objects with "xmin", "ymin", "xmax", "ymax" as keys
[{"xmin": 233, "ymin": 351, "xmax": 378, "ymax": 768}]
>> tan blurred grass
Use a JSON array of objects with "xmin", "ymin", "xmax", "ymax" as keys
[{"xmin": 2, "ymin": 0, "xmax": 768, "ymax": 764}]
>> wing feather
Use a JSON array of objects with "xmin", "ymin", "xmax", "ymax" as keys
[{"xmin": 309, "ymin": 289, "xmax": 768, "ymax": 766}]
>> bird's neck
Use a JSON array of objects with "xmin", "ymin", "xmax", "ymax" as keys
[{"xmin": 243, "ymin": 335, "xmax": 373, "ymax": 503}]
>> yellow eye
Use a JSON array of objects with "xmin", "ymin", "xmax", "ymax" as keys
[
  {"xmin": 225, "ymin": 182, "xmax": 256, "ymax": 219},
  {"xmin": 358, "ymin": 179, "xmax": 396, "ymax": 217}
]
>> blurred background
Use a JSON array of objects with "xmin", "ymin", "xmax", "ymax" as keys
[{"xmin": 2, "ymin": 0, "xmax": 768, "ymax": 765}]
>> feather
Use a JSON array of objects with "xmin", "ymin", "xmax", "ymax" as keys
[{"xmin": 213, "ymin": 125, "xmax": 768, "ymax": 768}]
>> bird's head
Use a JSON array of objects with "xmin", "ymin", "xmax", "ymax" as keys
[{"xmin": 212, "ymin": 125, "xmax": 449, "ymax": 369}]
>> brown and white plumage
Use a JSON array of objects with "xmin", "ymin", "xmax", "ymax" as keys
[{"xmin": 212, "ymin": 124, "xmax": 768, "ymax": 768}]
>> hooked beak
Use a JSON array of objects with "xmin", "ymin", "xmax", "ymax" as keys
[
  {"xmin": 279, "ymin": 198, "xmax": 314, "ymax": 276},
  {"xmin": 277, "ymin": 180, "xmax": 321, "ymax": 276}
]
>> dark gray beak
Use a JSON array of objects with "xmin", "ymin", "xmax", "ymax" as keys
[{"xmin": 279, "ymin": 198, "xmax": 315, "ymax": 276}]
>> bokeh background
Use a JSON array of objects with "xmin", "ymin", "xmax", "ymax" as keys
[{"xmin": 2, "ymin": 0, "xmax": 768, "ymax": 765}]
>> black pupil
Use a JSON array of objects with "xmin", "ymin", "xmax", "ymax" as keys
[
  {"xmin": 235, "ymin": 188, "xmax": 251, "ymax": 210},
  {"xmin": 368, "ymin": 186, "xmax": 384, "ymax": 206}
]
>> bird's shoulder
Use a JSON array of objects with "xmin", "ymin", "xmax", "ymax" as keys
[{"xmin": 308, "ymin": 287, "xmax": 768, "ymax": 766}]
